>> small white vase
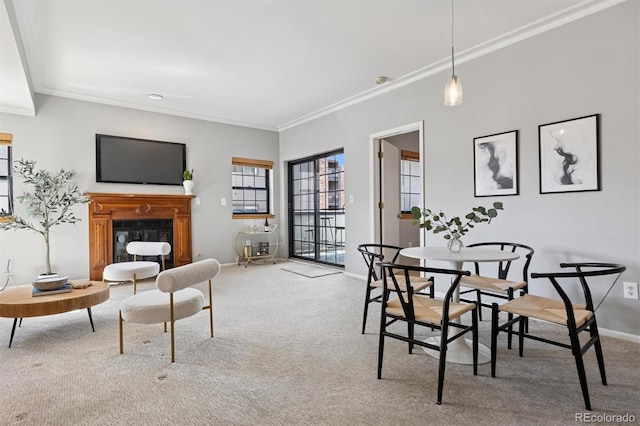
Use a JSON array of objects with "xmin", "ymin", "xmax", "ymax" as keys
[
  {"xmin": 37, "ymin": 272, "xmax": 59, "ymax": 279},
  {"xmin": 447, "ymin": 238, "xmax": 463, "ymax": 253},
  {"xmin": 183, "ymin": 180, "xmax": 194, "ymax": 195}
]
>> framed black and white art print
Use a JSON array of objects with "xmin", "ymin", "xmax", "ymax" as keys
[
  {"xmin": 538, "ymin": 114, "xmax": 600, "ymax": 194},
  {"xmin": 473, "ymin": 130, "xmax": 518, "ymax": 197}
]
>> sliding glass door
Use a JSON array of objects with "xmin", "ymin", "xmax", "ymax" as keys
[{"xmin": 288, "ymin": 150, "xmax": 345, "ymax": 267}]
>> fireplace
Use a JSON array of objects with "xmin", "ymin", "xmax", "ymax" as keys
[
  {"xmin": 86, "ymin": 193, "xmax": 193, "ymax": 280},
  {"xmin": 113, "ymin": 219, "xmax": 174, "ymax": 267}
]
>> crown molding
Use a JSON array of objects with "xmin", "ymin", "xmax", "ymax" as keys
[
  {"xmin": 33, "ymin": 87, "xmax": 278, "ymax": 132},
  {"xmin": 277, "ymin": 0, "xmax": 627, "ymax": 132}
]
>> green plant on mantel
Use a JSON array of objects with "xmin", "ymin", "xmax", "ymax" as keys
[
  {"xmin": 411, "ymin": 202, "xmax": 504, "ymax": 242},
  {"xmin": 183, "ymin": 168, "xmax": 194, "ymax": 181},
  {"xmin": 0, "ymin": 159, "xmax": 89, "ymax": 275}
]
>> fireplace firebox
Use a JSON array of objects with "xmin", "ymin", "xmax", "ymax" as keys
[{"xmin": 112, "ymin": 219, "xmax": 174, "ymax": 268}]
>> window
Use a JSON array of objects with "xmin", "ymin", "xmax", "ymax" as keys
[
  {"xmin": 232, "ymin": 157, "xmax": 273, "ymax": 217},
  {"xmin": 0, "ymin": 133, "xmax": 12, "ymax": 215},
  {"xmin": 400, "ymin": 150, "xmax": 420, "ymax": 214}
]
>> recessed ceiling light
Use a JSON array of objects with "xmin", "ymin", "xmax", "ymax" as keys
[
  {"xmin": 375, "ymin": 76, "xmax": 388, "ymax": 85},
  {"xmin": 148, "ymin": 94, "xmax": 163, "ymax": 100}
]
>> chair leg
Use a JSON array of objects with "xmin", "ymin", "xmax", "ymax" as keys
[
  {"xmin": 119, "ymin": 310, "xmax": 124, "ymax": 354},
  {"xmin": 518, "ymin": 316, "xmax": 525, "ymax": 357},
  {"xmin": 408, "ymin": 322, "xmax": 414, "ymax": 354},
  {"xmin": 569, "ymin": 327, "xmax": 592, "ymax": 410},
  {"xmin": 436, "ymin": 321, "xmax": 449, "ymax": 405},
  {"xmin": 170, "ymin": 294, "xmax": 175, "ymax": 363},
  {"xmin": 591, "ymin": 321, "xmax": 607, "ymax": 386},
  {"xmin": 507, "ymin": 313, "xmax": 514, "ymax": 350},
  {"xmin": 377, "ymin": 329, "xmax": 385, "ymax": 380},
  {"xmin": 208, "ymin": 279, "xmax": 214, "ymax": 338},
  {"xmin": 490, "ymin": 303, "xmax": 499, "ymax": 377},
  {"xmin": 362, "ymin": 285, "xmax": 373, "ymax": 334},
  {"xmin": 476, "ymin": 289, "xmax": 483, "ymax": 321},
  {"xmin": 133, "ymin": 273, "xmax": 137, "ymax": 295},
  {"xmin": 170, "ymin": 320, "xmax": 175, "ymax": 363},
  {"xmin": 377, "ymin": 303, "xmax": 386, "ymax": 379}
]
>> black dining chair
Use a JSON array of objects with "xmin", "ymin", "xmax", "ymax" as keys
[
  {"xmin": 459, "ymin": 242, "xmax": 534, "ymax": 321},
  {"xmin": 377, "ymin": 262, "xmax": 476, "ymax": 405},
  {"xmin": 490, "ymin": 262, "xmax": 626, "ymax": 410},
  {"xmin": 357, "ymin": 243, "xmax": 434, "ymax": 334}
]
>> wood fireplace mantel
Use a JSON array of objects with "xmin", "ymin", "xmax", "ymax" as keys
[{"xmin": 86, "ymin": 193, "xmax": 194, "ymax": 280}]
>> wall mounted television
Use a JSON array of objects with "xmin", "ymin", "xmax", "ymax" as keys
[{"xmin": 96, "ymin": 134, "xmax": 186, "ymax": 185}]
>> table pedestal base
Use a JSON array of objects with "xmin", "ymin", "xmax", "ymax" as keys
[{"xmin": 422, "ymin": 336, "xmax": 490, "ymax": 365}]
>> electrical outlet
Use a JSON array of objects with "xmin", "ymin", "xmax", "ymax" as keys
[{"xmin": 623, "ymin": 282, "xmax": 638, "ymax": 299}]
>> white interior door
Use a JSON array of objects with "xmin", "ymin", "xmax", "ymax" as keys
[{"xmin": 380, "ymin": 139, "xmax": 401, "ymax": 249}]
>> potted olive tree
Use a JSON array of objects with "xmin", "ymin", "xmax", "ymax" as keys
[{"xmin": 0, "ymin": 159, "xmax": 89, "ymax": 276}]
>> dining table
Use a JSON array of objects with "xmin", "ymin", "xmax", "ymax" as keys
[{"xmin": 400, "ymin": 246, "xmax": 520, "ymax": 365}]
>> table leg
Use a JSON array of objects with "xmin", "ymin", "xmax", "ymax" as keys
[
  {"xmin": 422, "ymin": 260, "xmax": 491, "ymax": 365},
  {"xmin": 9, "ymin": 318, "xmax": 18, "ymax": 348},
  {"xmin": 87, "ymin": 307, "xmax": 95, "ymax": 332}
]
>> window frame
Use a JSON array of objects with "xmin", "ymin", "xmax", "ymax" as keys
[
  {"xmin": 231, "ymin": 157, "xmax": 274, "ymax": 219},
  {"xmin": 0, "ymin": 133, "xmax": 13, "ymax": 218},
  {"xmin": 400, "ymin": 150, "xmax": 420, "ymax": 218}
]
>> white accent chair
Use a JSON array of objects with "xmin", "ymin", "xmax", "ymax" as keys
[
  {"xmin": 119, "ymin": 258, "xmax": 221, "ymax": 362},
  {"xmin": 103, "ymin": 241, "xmax": 171, "ymax": 294}
]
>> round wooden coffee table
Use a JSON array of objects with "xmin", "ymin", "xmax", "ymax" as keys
[{"xmin": 0, "ymin": 280, "xmax": 110, "ymax": 347}]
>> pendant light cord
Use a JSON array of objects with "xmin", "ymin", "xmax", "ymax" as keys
[{"xmin": 450, "ymin": 0, "xmax": 455, "ymax": 75}]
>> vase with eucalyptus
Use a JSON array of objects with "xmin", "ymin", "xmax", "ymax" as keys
[{"xmin": 411, "ymin": 202, "xmax": 504, "ymax": 252}]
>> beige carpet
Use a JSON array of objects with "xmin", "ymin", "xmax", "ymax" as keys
[{"xmin": 0, "ymin": 262, "xmax": 638, "ymax": 426}]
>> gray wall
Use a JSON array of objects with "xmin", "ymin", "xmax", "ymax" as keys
[
  {"xmin": 0, "ymin": 94, "xmax": 279, "ymax": 281},
  {"xmin": 279, "ymin": 1, "xmax": 640, "ymax": 335}
]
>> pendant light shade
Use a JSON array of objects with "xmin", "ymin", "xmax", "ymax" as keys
[
  {"xmin": 444, "ymin": 0, "xmax": 462, "ymax": 106},
  {"xmin": 444, "ymin": 74, "xmax": 462, "ymax": 106}
]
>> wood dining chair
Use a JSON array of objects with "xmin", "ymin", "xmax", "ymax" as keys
[
  {"xmin": 357, "ymin": 243, "xmax": 434, "ymax": 334},
  {"xmin": 377, "ymin": 262, "xmax": 476, "ymax": 405},
  {"xmin": 490, "ymin": 262, "xmax": 626, "ymax": 410},
  {"xmin": 458, "ymin": 242, "xmax": 534, "ymax": 349}
]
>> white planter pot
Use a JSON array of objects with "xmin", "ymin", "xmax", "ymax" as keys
[{"xmin": 183, "ymin": 180, "xmax": 194, "ymax": 195}]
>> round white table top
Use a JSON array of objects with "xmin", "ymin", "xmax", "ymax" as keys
[{"xmin": 400, "ymin": 246, "xmax": 519, "ymax": 263}]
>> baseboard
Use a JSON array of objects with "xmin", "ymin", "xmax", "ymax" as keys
[{"xmin": 597, "ymin": 327, "xmax": 640, "ymax": 343}]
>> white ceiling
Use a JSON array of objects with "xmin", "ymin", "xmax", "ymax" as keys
[{"xmin": 0, "ymin": 0, "xmax": 624, "ymax": 131}]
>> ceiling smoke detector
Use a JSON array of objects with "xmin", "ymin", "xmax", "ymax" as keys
[{"xmin": 375, "ymin": 76, "xmax": 388, "ymax": 85}]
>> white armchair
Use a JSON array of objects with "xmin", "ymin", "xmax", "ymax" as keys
[
  {"xmin": 118, "ymin": 258, "xmax": 221, "ymax": 362},
  {"xmin": 103, "ymin": 241, "xmax": 171, "ymax": 294}
]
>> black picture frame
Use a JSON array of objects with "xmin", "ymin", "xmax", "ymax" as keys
[
  {"xmin": 538, "ymin": 114, "xmax": 600, "ymax": 194},
  {"xmin": 473, "ymin": 130, "xmax": 519, "ymax": 197}
]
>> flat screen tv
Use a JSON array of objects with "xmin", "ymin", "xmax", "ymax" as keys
[{"xmin": 96, "ymin": 134, "xmax": 186, "ymax": 185}]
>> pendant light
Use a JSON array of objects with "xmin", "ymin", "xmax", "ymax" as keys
[{"xmin": 444, "ymin": 0, "xmax": 462, "ymax": 106}]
